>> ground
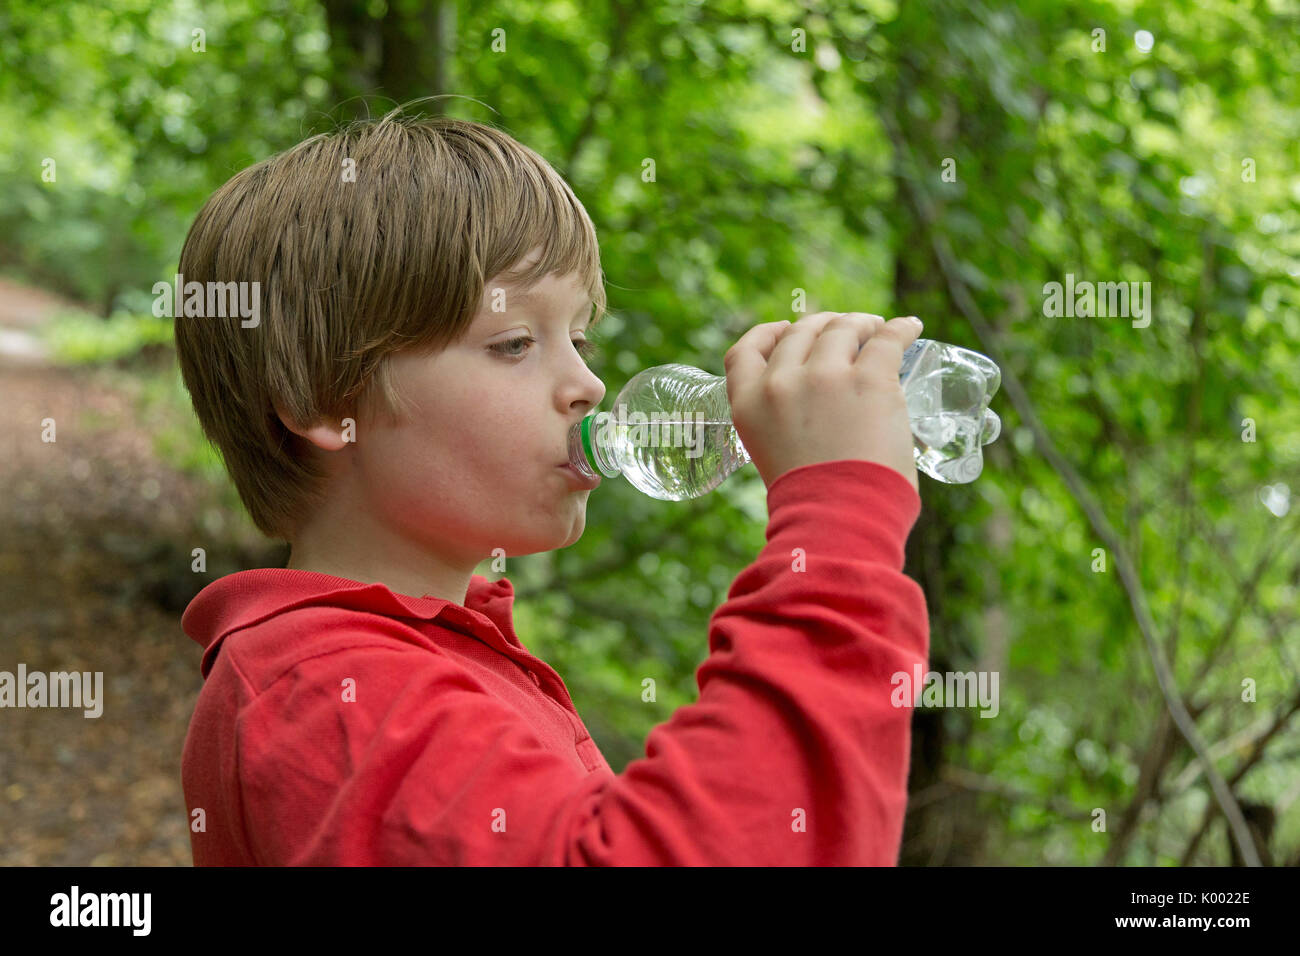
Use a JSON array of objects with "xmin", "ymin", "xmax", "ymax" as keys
[{"xmin": 0, "ymin": 278, "xmax": 280, "ymax": 865}]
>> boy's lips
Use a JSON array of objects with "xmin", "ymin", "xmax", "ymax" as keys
[{"xmin": 556, "ymin": 462, "xmax": 600, "ymax": 490}]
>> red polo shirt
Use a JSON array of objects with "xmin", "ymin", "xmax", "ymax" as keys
[{"xmin": 180, "ymin": 459, "xmax": 928, "ymax": 865}]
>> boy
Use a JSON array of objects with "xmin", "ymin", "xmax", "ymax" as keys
[{"xmin": 175, "ymin": 109, "xmax": 928, "ymax": 865}]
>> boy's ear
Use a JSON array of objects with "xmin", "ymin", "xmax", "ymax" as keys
[{"xmin": 274, "ymin": 403, "xmax": 350, "ymax": 452}]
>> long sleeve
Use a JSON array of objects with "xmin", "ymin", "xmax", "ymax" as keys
[
  {"xmin": 576, "ymin": 458, "xmax": 929, "ymax": 864},
  {"xmin": 229, "ymin": 459, "xmax": 928, "ymax": 865}
]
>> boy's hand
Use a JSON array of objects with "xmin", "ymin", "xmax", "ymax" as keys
[{"xmin": 724, "ymin": 312, "xmax": 923, "ymax": 494}]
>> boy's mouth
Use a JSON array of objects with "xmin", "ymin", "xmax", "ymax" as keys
[{"xmin": 556, "ymin": 462, "xmax": 600, "ymax": 490}]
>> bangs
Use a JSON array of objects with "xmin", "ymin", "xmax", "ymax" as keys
[{"xmin": 468, "ymin": 126, "xmax": 607, "ymax": 329}]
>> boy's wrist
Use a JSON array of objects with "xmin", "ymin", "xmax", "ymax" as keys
[{"xmin": 763, "ymin": 459, "xmax": 921, "ymax": 570}]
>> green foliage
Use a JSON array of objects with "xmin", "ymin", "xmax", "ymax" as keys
[
  {"xmin": 43, "ymin": 309, "xmax": 173, "ymax": 364},
  {"xmin": 5, "ymin": 0, "xmax": 1298, "ymax": 865}
]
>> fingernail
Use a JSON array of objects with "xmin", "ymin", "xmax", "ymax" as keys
[{"xmin": 907, "ymin": 316, "xmax": 923, "ymax": 328}]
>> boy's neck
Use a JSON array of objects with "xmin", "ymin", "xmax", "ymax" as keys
[{"xmin": 286, "ymin": 533, "xmax": 477, "ymax": 607}]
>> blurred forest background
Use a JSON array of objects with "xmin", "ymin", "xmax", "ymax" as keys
[{"xmin": 0, "ymin": 0, "xmax": 1297, "ymax": 866}]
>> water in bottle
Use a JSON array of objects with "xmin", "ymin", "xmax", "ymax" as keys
[{"xmin": 567, "ymin": 338, "xmax": 1002, "ymax": 500}]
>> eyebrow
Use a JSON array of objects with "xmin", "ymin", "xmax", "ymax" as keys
[{"xmin": 505, "ymin": 287, "xmax": 595, "ymax": 323}]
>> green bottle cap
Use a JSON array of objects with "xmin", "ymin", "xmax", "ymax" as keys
[{"xmin": 580, "ymin": 413, "xmax": 598, "ymax": 472}]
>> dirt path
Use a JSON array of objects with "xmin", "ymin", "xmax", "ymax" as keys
[{"xmin": 0, "ymin": 278, "xmax": 278, "ymax": 865}]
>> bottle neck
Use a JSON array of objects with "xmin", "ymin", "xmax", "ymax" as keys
[{"xmin": 569, "ymin": 413, "xmax": 621, "ymax": 478}]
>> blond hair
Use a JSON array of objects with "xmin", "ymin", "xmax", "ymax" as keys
[{"xmin": 175, "ymin": 108, "xmax": 605, "ymax": 541}]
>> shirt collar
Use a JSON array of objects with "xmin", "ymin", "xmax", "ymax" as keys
[{"xmin": 182, "ymin": 568, "xmax": 521, "ymax": 678}]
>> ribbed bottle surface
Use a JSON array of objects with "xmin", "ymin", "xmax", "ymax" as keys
[
  {"xmin": 601, "ymin": 364, "xmax": 749, "ymax": 500},
  {"xmin": 568, "ymin": 340, "xmax": 1002, "ymax": 499}
]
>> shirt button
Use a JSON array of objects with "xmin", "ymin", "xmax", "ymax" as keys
[{"xmin": 529, "ymin": 671, "xmax": 541, "ymax": 686}]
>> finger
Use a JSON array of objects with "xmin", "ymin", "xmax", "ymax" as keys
[
  {"xmin": 854, "ymin": 316, "xmax": 923, "ymax": 384},
  {"xmin": 766, "ymin": 311, "xmax": 847, "ymax": 371},
  {"xmin": 724, "ymin": 319, "xmax": 794, "ymax": 387},
  {"xmin": 806, "ymin": 312, "xmax": 886, "ymax": 367}
]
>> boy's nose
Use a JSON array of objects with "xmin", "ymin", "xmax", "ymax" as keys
[{"xmin": 565, "ymin": 373, "xmax": 605, "ymax": 414}]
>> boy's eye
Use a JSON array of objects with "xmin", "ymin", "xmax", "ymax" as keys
[
  {"xmin": 489, "ymin": 335, "xmax": 536, "ymax": 358},
  {"xmin": 489, "ymin": 335, "xmax": 602, "ymax": 363}
]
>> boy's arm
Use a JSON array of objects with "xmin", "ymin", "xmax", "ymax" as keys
[
  {"xmin": 234, "ymin": 458, "xmax": 926, "ymax": 865},
  {"xmin": 594, "ymin": 458, "xmax": 928, "ymax": 864}
]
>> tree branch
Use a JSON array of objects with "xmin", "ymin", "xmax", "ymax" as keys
[
  {"xmin": 1177, "ymin": 689, "xmax": 1300, "ymax": 865},
  {"xmin": 878, "ymin": 106, "xmax": 1262, "ymax": 866},
  {"xmin": 561, "ymin": 0, "xmax": 632, "ymax": 180},
  {"xmin": 1165, "ymin": 233, "xmax": 1213, "ymax": 665}
]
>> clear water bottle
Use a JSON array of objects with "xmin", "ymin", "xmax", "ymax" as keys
[{"xmin": 566, "ymin": 338, "xmax": 1002, "ymax": 500}]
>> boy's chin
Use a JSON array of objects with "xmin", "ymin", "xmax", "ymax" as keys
[
  {"xmin": 486, "ymin": 518, "xmax": 588, "ymax": 560},
  {"xmin": 552, "ymin": 512, "xmax": 591, "ymax": 552},
  {"xmin": 547, "ymin": 519, "xmax": 588, "ymax": 553}
]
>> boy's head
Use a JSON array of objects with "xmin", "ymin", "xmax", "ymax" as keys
[{"xmin": 175, "ymin": 109, "xmax": 607, "ymax": 581}]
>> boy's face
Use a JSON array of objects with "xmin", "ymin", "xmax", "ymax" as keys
[{"xmin": 349, "ymin": 259, "xmax": 607, "ymax": 569}]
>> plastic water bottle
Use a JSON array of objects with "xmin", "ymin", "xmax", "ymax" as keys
[{"xmin": 566, "ymin": 338, "xmax": 1002, "ymax": 500}]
